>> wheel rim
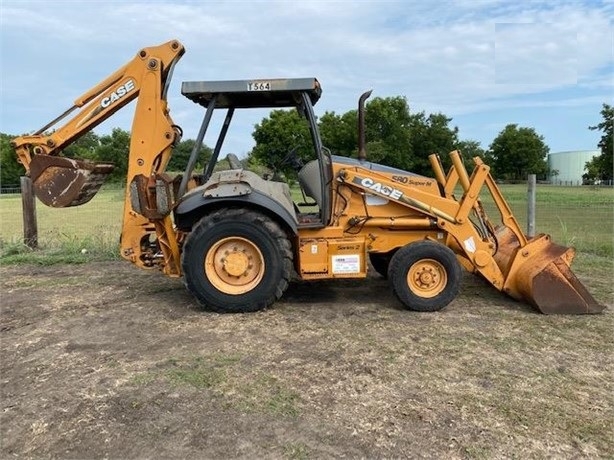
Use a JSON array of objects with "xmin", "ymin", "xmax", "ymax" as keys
[
  {"xmin": 407, "ymin": 259, "xmax": 447, "ymax": 298},
  {"xmin": 205, "ymin": 237, "xmax": 265, "ymax": 295}
]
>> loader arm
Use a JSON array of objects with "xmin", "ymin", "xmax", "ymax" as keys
[
  {"xmin": 337, "ymin": 161, "xmax": 507, "ymax": 290},
  {"xmin": 11, "ymin": 40, "xmax": 186, "ymax": 276},
  {"xmin": 338, "ymin": 150, "xmax": 604, "ymax": 314}
]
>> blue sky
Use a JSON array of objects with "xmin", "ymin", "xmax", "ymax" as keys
[{"xmin": 1, "ymin": 0, "xmax": 612, "ymax": 160}]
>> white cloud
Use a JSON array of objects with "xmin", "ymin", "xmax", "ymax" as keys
[
  {"xmin": 1, "ymin": 0, "xmax": 611, "ymax": 156},
  {"xmin": 494, "ymin": 23, "xmax": 578, "ymax": 85}
]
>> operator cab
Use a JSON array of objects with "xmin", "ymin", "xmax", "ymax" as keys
[{"xmin": 180, "ymin": 78, "xmax": 332, "ymax": 228}]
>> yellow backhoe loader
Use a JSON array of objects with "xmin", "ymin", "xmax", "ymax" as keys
[{"xmin": 11, "ymin": 40, "xmax": 605, "ymax": 315}]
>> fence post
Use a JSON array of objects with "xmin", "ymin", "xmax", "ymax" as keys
[
  {"xmin": 527, "ymin": 174, "xmax": 536, "ymax": 238},
  {"xmin": 20, "ymin": 176, "xmax": 38, "ymax": 249}
]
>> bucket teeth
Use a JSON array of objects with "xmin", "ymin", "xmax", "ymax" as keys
[{"xmin": 29, "ymin": 155, "xmax": 114, "ymax": 207}]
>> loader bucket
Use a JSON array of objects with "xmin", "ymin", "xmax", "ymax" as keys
[
  {"xmin": 29, "ymin": 155, "xmax": 114, "ymax": 207},
  {"xmin": 493, "ymin": 226, "xmax": 605, "ymax": 314}
]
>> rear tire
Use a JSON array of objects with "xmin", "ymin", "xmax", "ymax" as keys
[
  {"xmin": 181, "ymin": 208, "xmax": 293, "ymax": 313},
  {"xmin": 388, "ymin": 240, "xmax": 461, "ymax": 312}
]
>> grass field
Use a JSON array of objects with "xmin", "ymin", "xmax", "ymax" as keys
[
  {"xmin": 1, "ymin": 184, "xmax": 612, "ymax": 459},
  {"xmin": 477, "ymin": 184, "xmax": 613, "ymax": 257},
  {"xmin": 1, "ymin": 183, "xmax": 612, "ymax": 258},
  {"xmin": 0, "ymin": 185, "xmax": 124, "ymax": 260},
  {"xmin": 1, "ymin": 260, "xmax": 612, "ymax": 458}
]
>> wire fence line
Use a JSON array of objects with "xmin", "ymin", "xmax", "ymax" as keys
[
  {"xmin": 3, "ymin": 183, "xmax": 614, "ymax": 195},
  {"xmin": 1, "ymin": 183, "xmax": 612, "ymax": 258},
  {"xmin": 481, "ymin": 200, "xmax": 613, "ymax": 258}
]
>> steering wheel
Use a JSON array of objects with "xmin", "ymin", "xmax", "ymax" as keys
[{"xmin": 279, "ymin": 146, "xmax": 304, "ymax": 172}]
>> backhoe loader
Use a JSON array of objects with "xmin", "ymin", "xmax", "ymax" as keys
[{"xmin": 11, "ymin": 39, "xmax": 605, "ymax": 315}]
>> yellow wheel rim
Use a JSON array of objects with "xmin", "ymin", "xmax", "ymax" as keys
[
  {"xmin": 205, "ymin": 237, "xmax": 265, "ymax": 295},
  {"xmin": 407, "ymin": 259, "xmax": 447, "ymax": 298}
]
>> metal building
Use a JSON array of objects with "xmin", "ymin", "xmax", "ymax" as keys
[{"xmin": 547, "ymin": 150, "xmax": 600, "ymax": 185}]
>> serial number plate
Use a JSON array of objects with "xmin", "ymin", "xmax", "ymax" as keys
[{"xmin": 247, "ymin": 81, "xmax": 271, "ymax": 91}]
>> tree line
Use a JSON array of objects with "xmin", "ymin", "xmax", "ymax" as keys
[
  {"xmin": 0, "ymin": 130, "xmax": 212, "ymax": 187},
  {"xmin": 248, "ymin": 96, "xmax": 551, "ymax": 180},
  {"xmin": 585, "ymin": 104, "xmax": 613, "ymax": 183},
  {"xmin": 1, "ymin": 101, "xmax": 611, "ymax": 187}
]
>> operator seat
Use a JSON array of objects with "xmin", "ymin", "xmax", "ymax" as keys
[{"xmin": 297, "ymin": 159, "xmax": 322, "ymax": 207}]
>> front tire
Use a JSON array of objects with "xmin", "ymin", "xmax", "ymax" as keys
[
  {"xmin": 181, "ymin": 208, "xmax": 293, "ymax": 313},
  {"xmin": 388, "ymin": 240, "xmax": 461, "ymax": 312}
]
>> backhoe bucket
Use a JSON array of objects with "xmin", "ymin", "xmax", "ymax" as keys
[
  {"xmin": 493, "ymin": 226, "xmax": 605, "ymax": 314},
  {"xmin": 29, "ymin": 155, "xmax": 114, "ymax": 207}
]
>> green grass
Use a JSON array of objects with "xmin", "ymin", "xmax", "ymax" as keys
[
  {"xmin": 284, "ymin": 442, "xmax": 309, "ymax": 460},
  {"xmin": 129, "ymin": 354, "xmax": 301, "ymax": 417},
  {"xmin": 0, "ymin": 233, "xmax": 120, "ymax": 264},
  {"xmin": 1, "ymin": 183, "xmax": 612, "ymax": 262},
  {"xmin": 0, "ymin": 185, "xmax": 123, "ymax": 263},
  {"xmin": 166, "ymin": 360, "xmax": 226, "ymax": 389},
  {"xmin": 476, "ymin": 184, "xmax": 613, "ymax": 257}
]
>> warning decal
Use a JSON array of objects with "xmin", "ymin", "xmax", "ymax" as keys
[{"xmin": 332, "ymin": 254, "xmax": 360, "ymax": 274}]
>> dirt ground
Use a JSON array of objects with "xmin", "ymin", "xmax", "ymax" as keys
[{"xmin": 1, "ymin": 261, "xmax": 612, "ymax": 459}]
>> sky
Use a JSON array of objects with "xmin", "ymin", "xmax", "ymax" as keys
[{"xmin": 1, "ymin": 0, "xmax": 612, "ymax": 161}]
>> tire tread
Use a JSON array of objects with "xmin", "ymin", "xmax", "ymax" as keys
[{"xmin": 181, "ymin": 208, "xmax": 293, "ymax": 313}]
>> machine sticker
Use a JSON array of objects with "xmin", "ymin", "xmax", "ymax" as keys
[
  {"xmin": 332, "ymin": 254, "xmax": 360, "ymax": 274},
  {"xmin": 311, "ymin": 244, "xmax": 318, "ymax": 254},
  {"xmin": 463, "ymin": 236, "xmax": 476, "ymax": 253},
  {"xmin": 365, "ymin": 194, "xmax": 389, "ymax": 206}
]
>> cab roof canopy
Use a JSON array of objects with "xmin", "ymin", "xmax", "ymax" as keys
[{"xmin": 181, "ymin": 78, "xmax": 321, "ymax": 109}]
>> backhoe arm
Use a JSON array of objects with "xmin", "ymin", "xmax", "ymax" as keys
[
  {"xmin": 11, "ymin": 40, "xmax": 184, "ymax": 207},
  {"xmin": 12, "ymin": 40, "xmax": 184, "ymax": 172},
  {"xmin": 11, "ymin": 40, "xmax": 186, "ymax": 276}
]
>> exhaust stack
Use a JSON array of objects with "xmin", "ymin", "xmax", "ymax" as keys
[{"xmin": 357, "ymin": 90, "xmax": 372, "ymax": 162}]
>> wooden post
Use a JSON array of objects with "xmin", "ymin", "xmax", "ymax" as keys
[
  {"xmin": 20, "ymin": 176, "xmax": 38, "ymax": 249},
  {"xmin": 527, "ymin": 174, "xmax": 536, "ymax": 238}
]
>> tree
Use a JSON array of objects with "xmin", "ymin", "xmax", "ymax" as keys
[
  {"xmin": 318, "ymin": 111, "xmax": 357, "ymax": 158},
  {"xmin": 318, "ymin": 97, "xmax": 416, "ymax": 169},
  {"xmin": 363, "ymin": 96, "xmax": 413, "ymax": 170},
  {"xmin": 249, "ymin": 96, "xmax": 465, "ymax": 177},
  {"xmin": 249, "ymin": 109, "xmax": 312, "ymax": 175},
  {"xmin": 1, "ymin": 131, "xmax": 103, "ymax": 188},
  {"xmin": 95, "ymin": 128, "xmax": 131, "ymax": 182},
  {"xmin": 0, "ymin": 133, "xmax": 22, "ymax": 187},
  {"xmin": 453, "ymin": 139, "xmax": 488, "ymax": 174},
  {"xmin": 0, "ymin": 128, "xmax": 215, "ymax": 189},
  {"xmin": 168, "ymin": 138, "xmax": 212, "ymax": 173},
  {"xmin": 456, "ymin": 139, "xmax": 486, "ymax": 163},
  {"xmin": 408, "ymin": 112, "xmax": 459, "ymax": 175},
  {"xmin": 488, "ymin": 124, "xmax": 549, "ymax": 181},
  {"xmin": 62, "ymin": 131, "xmax": 100, "ymax": 160},
  {"xmin": 585, "ymin": 103, "xmax": 613, "ymax": 182}
]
